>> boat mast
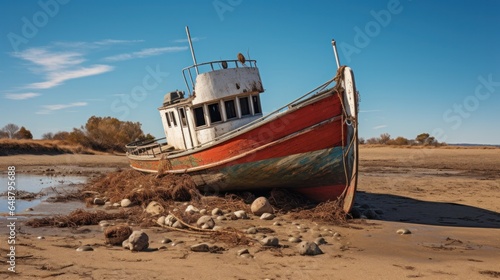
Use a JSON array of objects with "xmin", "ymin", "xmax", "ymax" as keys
[
  {"xmin": 331, "ymin": 39, "xmax": 341, "ymax": 69},
  {"xmin": 186, "ymin": 26, "xmax": 199, "ymax": 75}
]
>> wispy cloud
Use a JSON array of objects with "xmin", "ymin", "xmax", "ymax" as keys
[
  {"xmin": 104, "ymin": 46, "xmax": 188, "ymax": 62},
  {"xmin": 173, "ymin": 37, "xmax": 205, "ymax": 43},
  {"xmin": 53, "ymin": 39, "xmax": 144, "ymax": 49},
  {"xmin": 373, "ymin": 125, "xmax": 388, "ymax": 130},
  {"xmin": 13, "ymin": 47, "xmax": 113, "ymax": 89},
  {"xmin": 36, "ymin": 102, "xmax": 88, "ymax": 115},
  {"xmin": 4, "ymin": 92, "xmax": 40, "ymax": 100}
]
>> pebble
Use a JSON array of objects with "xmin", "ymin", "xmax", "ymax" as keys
[
  {"xmin": 217, "ymin": 216, "xmax": 227, "ymax": 221},
  {"xmin": 164, "ymin": 214, "xmax": 177, "ymax": 227},
  {"xmin": 272, "ymin": 221, "xmax": 281, "ymax": 226},
  {"xmin": 171, "ymin": 241, "xmax": 184, "ymax": 246},
  {"xmin": 145, "ymin": 201, "xmax": 164, "ymax": 216},
  {"xmin": 333, "ymin": 232, "xmax": 341, "ymax": 238},
  {"xmin": 160, "ymin": 238, "xmax": 172, "ymax": 244},
  {"xmin": 37, "ymin": 236, "xmax": 45, "ymax": 240},
  {"xmin": 246, "ymin": 227, "xmax": 257, "ymax": 234},
  {"xmin": 120, "ymin": 198, "xmax": 132, "ymax": 207},
  {"xmin": 190, "ymin": 243, "xmax": 210, "ymax": 252},
  {"xmin": 260, "ymin": 236, "xmax": 279, "ymax": 247},
  {"xmin": 93, "ymin": 197, "xmax": 106, "ymax": 205},
  {"xmin": 25, "ymin": 207, "xmax": 34, "ymax": 212},
  {"xmin": 250, "ymin": 197, "xmax": 274, "ymax": 216},
  {"xmin": 237, "ymin": 248, "xmax": 249, "ymax": 256},
  {"xmin": 125, "ymin": 231, "xmax": 149, "ymax": 251},
  {"xmin": 314, "ymin": 237, "xmax": 327, "ymax": 245},
  {"xmin": 211, "ymin": 208, "xmax": 223, "ymax": 216},
  {"xmin": 157, "ymin": 216, "xmax": 166, "ymax": 225},
  {"xmin": 172, "ymin": 221, "xmax": 185, "ymax": 229},
  {"xmin": 397, "ymin": 228, "xmax": 412, "ymax": 235},
  {"xmin": 76, "ymin": 245, "xmax": 94, "ymax": 252},
  {"xmin": 196, "ymin": 215, "xmax": 215, "ymax": 229},
  {"xmin": 234, "ymin": 210, "xmax": 248, "ymax": 219},
  {"xmin": 112, "ymin": 203, "xmax": 121, "ymax": 207},
  {"xmin": 185, "ymin": 205, "xmax": 200, "ymax": 214},
  {"xmin": 212, "ymin": 226, "xmax": 223, "ymax": 231},
  {"xmin": 297, "ymin": 241, "xmax": 323, "ymax": 256},
  {"xmin": 99, "ymin": 220, "xmax": 111, "ymax": 227},
  {"xmin": 260, "ymin": 213, "xmax": 275, "ymax": 220},
  {"xmin": 288, "ymin": 237, "xmax": 302, "ymax": 243},
  {"xmin": 199, "ymin": 209, "xmax": 207, "ymax": 215}
]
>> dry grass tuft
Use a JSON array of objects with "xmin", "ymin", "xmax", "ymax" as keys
[
  {"xmin": 0, "ymin": 139, "xmax": 97, "ymax": 156},
  {"xmin": 289, "ymin": 200, "xmax": 347, "ymax": 225},
  {"xmin": 25, "ymin": 209, "xmax": 133, "ymax": 228}
]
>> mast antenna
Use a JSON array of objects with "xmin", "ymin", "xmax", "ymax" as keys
[{"xmin": 186, "ymin": 26, "xmax": 199, "ymax": 75}]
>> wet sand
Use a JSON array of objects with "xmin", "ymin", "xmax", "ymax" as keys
[{"xmin": 1, "ymin": 147, "xmax": 499, "ymax": 279}]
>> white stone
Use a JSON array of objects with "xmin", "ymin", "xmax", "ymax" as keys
[
  {"xmin": 251, "ymin": 197, "xmax": 274, "ymax": 216},
  {"xmin": 260, "ymin": 213, "xmax": 275, "ymax": 220},
  {"xmin": 121, "ymin": 198, "xmax": 132, "ymax": 207},
  {"xmin": 297, "ymin": 241, "xmax": 323, "ymax": 256},
  {"xmin": 145, "ymin": 201, "xmax": 164, "ymax": 216},
  {"xmin": 234, "ymin": 210, "xmax": 248, "ymax": 219},
  {"xmin": 127, "ymin": 231, "xmax": 149, "ymax": 251}
]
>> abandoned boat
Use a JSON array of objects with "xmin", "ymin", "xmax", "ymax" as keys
[{"xmin": 126, "ymin": 28, "xmax": 359, "ymax": 212}]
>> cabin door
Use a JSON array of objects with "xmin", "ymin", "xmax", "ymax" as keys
[{"xmin": 178, "ymin": 107, "xmax": 194, "ymax": 150}]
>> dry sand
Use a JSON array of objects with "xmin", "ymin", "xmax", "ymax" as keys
[{"xmin": 1, "ymin": 147, "xmax": 499, "ymax": 279}]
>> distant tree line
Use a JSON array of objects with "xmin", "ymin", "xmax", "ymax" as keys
[
  {"xmin": 2, "ymin": 116, "xmax": 154, "ymax": 152},
  {"xmin": 359, "ymin": 133, "xmax": 445, "ymax": 146},
  {"xmin": 0, "ymin": 124, "xmax": 33, "ymax": 140}
]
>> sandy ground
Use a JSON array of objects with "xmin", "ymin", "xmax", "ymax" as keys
[{"xmin": 1, "ymin": 147, "xmax": 499, "ymax": 280}]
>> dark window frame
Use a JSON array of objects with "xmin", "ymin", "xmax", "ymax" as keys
[
  {"xmin": 193, "ymin": 106, "xmax": 206, "ymax": 127},
  {"xmin": 239, "ymin": 97, "xmax": 251, "ymax": 116},
  {"xmin": 252, "ymin": 95, "xmax": 262, "ymax": 115},
  {"xmin": 208, "ymin": 102, "xmax": 222, "ymax": 123},
  {"xmin": 224, "ymin": 99, "xmax": 237, "ymax": 120},
  {"xmin": 165, "ymin": 112, "xmax": 171, "ymax": 127},
  {"xmin": 179, "ymin": 108, "xmax": 188, "ymax": 127},
  {"xmin": 169, "ymin": 111, "xmax": 177, "ymax": 126}
]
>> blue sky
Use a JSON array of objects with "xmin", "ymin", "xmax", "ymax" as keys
[{"xmin": 1, "ymin": 0, "xmax": 499, "ymax": 144}]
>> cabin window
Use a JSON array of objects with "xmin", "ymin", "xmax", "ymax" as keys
[
  {"xmin": 169, "ymin": 111, "xmax": 177, "ymax": 126},
  {"xmin": 179, "ymin": 108, "xmax": 187, "ymax": 127},
  {"xmin": 224, "ymin": 100, "xmax": 237, "ymax": 120},
  {"xmin": 239, "ymin": 97, "xmax": 251, "ymax": 116},
  {"xmin": 165, "ymin": 112, "xmax": 171, "ymax": 127},
  {"xmin": 208, "ymin": 103, "xmax": 222, "ymax": 123},
  {"xmin": 194, "ymin": 106, "xmax": 206, "ymax": 127},
  {"xmin": 252, "ymin": 95, "xmax": 262, "ymax": 114}
]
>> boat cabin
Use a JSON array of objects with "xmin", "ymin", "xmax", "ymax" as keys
[{"xmin": 158, "ymin": 58, "xmax": 264, "ymax": 150}]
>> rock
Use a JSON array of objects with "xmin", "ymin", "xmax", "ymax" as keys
[
  {"xmin": 37, "ymin": 236, "xmax": 45, "ymax": 240},
  {"xmin": 160, "ymin": 238, "xmax": 172, "ymax": 244},
  {"xmin": 333, "ymin": 232, "xmax": 341, "ymax": 238},
  {"xmin": 199, "ymin": 209, "xmax": 207, "ymax": 215},
  {"xmin": 260, "ymin": 236, "xmax": 279, "ymax": 247},
  {"xmin": 190, "ymin": 243, "xmax": 210, "ymax": 252},
  {"xmin": 171, "ymin": 241, "xmax": 184, "ymax": 246},
  {"xmin": 273, "ymin": 221, "xmax": 282, "ymax": 226},
  {"xmin": 225, "ymin": 213, "xmax": 238, "ymax": 220},
  {"xmin": 197, "ymin": 215, "xmax": 215, "ymax": 229},
  {"xmin": 234, "ymin": 210, "xmax": 248, "ymax": 219},
  {"xmin": 246, "ymin": 227, "xmax": 257, "ymax": 234},
  {"xmin": 99, "ymin": 220, "xmax": 111, "ymax": 227},
  {"xmin": 104, "ymin": 225, "xmax": 133, "ymax": 245},
  {"xmin": 145, "ymin": 201, "xmax": 164, "ymax": 216},
  {"xmin": 397, "ymin": 228, "xmax": 412, "ymax": 235},
  {"xmin": 314, "ymin": 237, "xmax": 327, "ymax": 245},
  {"xmin": 93, "ymin": 197, "xmax": 106, "ymax": 205},
  {"xmin": 122, "ymin": 239, "xmax": 130, "ymax": 249},
  {"xmin": 212, "ymin": 226, "xmax": 224, "ymax": 231},
  {"xmin": 260, "ymin": 213, "xmax": 275, "ymax": 220},
  {"xmin": 172, "ymin": 221, "xmax": 185, "ymax": 229},
  {"xmin": 121, "ymin": 198, "xmax": 132, "ymax": 207},
  {"xmin": 185, "ymin": 205, "xmax": 199, "ymax": 214},
  {"xmin": 237, "ymin": 248, "xmax": 249, "ymax": 256},
  {"xmin": 164, "ymin": 214, "xmax": 177, "ymax": 227},
  {"xmin": 112, "ymin": 203, "xmax": 121, "ymax": 207},
  {"xmin": 157, "ymin": 216, "xmax": 166, "ymax": 225},
  {"xmin": 349, "ymin": 207, "xmax": 361, "ymax": 218},
  {"xmin": 288, "ymin": 237, "xmax": 302, "ymax": 243},
  {"xmin": 297, "ymin": 241, "xmax": 323, "ymax": 256},
  {"xmin": 216, "ymin": 216, "xmax": 227, "ymax": 221},
  {"xmin": 211, "ymin": 208, "xmax": 223, "ymax": 216},
  {"xmin": 76, "ymin": 245, "xmax": 94, "ymax": 252},
  {"xmin": 250, "ymin": 197, "xmax": 274, "ymax": 216},
  {"xmin": 126, "ymin": 231, "xmax": 149, "ymax": 251},
  {"xmin": 25, "ymin": 207, "xmax": 34, "ymax": 212}
]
